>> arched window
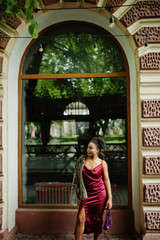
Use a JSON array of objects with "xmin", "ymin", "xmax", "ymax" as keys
[
  {"xmin": 64, "ymin": 102, "xmax": 89, "ymax": 116},
  {"xmin": 19, "ymin": 22, "xmax": 130, "ymax": 207}
]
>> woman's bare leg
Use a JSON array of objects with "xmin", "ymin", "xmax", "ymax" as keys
[
  {"xmin": 94, "ymin": 233, "xmax": 101, "ymax": 240},
  {"xmin": 75, "ymin": 207, "xmax": 86, "ymax": 240}
]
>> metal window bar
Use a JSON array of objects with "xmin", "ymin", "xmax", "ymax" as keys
[
  {"xmin": 35, "ymin": 183, "xmax": 117, "ymax": 204},
  {"xmin": 35, "ymin": 183, "xmax": 72, "ymax": 204}
]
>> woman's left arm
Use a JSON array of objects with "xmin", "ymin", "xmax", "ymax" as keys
[{"xmin": 102, "ymin": 160, "xmax": 113, "ymax": 210}]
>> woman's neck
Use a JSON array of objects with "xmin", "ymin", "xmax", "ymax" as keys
[{"xmin": 87, "ymin": 155, "xmax": 99, "ymax": 161}]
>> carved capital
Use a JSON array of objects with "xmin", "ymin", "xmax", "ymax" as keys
[
  {"xmin": 143, "ymin": 156, "xmax": 160, "ymax": 175},
  {"xmin": 143, "ymin": 128, "xmax": 160, "ymax": 147},
  {"xmin": 140, "ymin": 52, "xmax": 160, "ymax": 70},
  {"xmin": 145, "ymin": 211, "xmax": 160, "ymax": 230},
  {"xmin": 120, "ymin": 1, "xmax": 160, "ymax": 27},
  {"xmin": 134, "ymin": 27, "xmax": 160, "ymax": 48},
  {"xmin": 144, "ymin": 184, "xmax": 160, "ymax": 202},
  {"xmin": 142, "ymin": 100, "xmax": 160, "ymax": 118}
]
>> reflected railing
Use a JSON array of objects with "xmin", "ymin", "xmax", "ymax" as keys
[{"xmin": 24, "ymin": 143, "xmax": 127, "ymax": 205}]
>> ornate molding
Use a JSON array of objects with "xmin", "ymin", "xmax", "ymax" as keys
[
  {"xmin": 143, "ymin": 156, "xmax": 160, "ymax": 175},
  {"xmin": 0, "ymin": 30, "xmax": 10, "ymax": 49},
  {"xmin": 140, "ymin": 52, "xmax": 160, "ymax": 70},
  {"xmin": 0, "ymin": 10, "xmax": 21, "ymax": 29},
  {"xmin": 134, "ymin": 27, "xmax": 160, "ymax": 48},
  {"xmin": 141, "ymin": 100, "xmax": 160, "ymax": 118},
  {"xmin": 145, "ymin": 211, "xmax": 160, "ymax": 230},
  {"xmin": 143, "ymin": 128, "xmax": 160, "ymax": 147},
  {"xmin": 144, "ymin": 184, "xmax": 160, "ymax": 202},
  {"xmin": 120, "ymin": 1, "xmax": 160, "ymax": 27}
]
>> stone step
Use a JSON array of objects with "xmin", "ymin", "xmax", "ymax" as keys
[{"xmin": 14, "ymin": 233, "xmax": 134, "ymax": 240}]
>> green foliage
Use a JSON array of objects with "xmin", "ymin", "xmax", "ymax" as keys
[
  {"xmin": 33, "ymin": 77, "xmax": 126, "ymax": 100},
  {"xmin": 0, "ymin": 0, "xmax": 39, "ymax": 38},
  {"xmin": 26, "ymin": 32, "xmax": 126, "ymax": 99},
  {"xmin": 38, "ymin": 33, "xmax": 125, "ymax": 75}
]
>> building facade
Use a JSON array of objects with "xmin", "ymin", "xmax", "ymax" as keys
[{"xmin": 0, "ymin": 0, "xmax": 160, "ymax": 239}]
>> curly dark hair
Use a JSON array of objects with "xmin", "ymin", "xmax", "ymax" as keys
[
  {"xmin": 89, "ymin": 136, "xmax": 106, "ymax": 160},
  {"xmin": 90, "ymin": 136, "xmax": 106, "ymax": 150}
]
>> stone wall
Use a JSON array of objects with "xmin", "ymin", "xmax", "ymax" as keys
[{"xmin": 106, "ymin": 1, "xmax": 160, "ymax": 238}]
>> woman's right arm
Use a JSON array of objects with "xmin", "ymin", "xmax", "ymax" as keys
[{"xmin": 103, "ymin": 160, "xmax": 113, "ymax": 210}]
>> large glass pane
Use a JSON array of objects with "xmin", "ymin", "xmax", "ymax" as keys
[
  {"xmin": 21, "ymin": 78, "xmax": 128, "ymax": 206},
  {"xmin": 22, "ymin": 23, "xmax": 126, "ymax": 75}
]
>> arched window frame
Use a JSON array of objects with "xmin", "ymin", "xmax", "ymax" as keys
[{"xmin": 18, "ymin": 21, "xmax": 131, "ymax": 209}]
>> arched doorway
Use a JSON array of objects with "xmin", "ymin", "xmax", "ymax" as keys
[
  {"xmin": 20, "ymin": 21, "xmax": 130, "ymax": 206},
  {"xmin": 16, "ymin": 21, "xmax": 134, "ymax": 234}
]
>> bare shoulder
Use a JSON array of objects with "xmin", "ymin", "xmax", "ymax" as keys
[{"xmin": 102, "ymin": 160, "xmax": 108, "ymax": 169}]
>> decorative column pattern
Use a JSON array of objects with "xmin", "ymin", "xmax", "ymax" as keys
[
  {"xmin": 143, "ymin": 128, "xmax": 160, "ymax": 147},
  {"xmin": 143, "ymin": 156, "xmax": 160, "ymax": 175},
  {"xmin": 140, "ymin": 52, "xmax": 160, "ymax": 70},
  {"xmin": 120, "ymin": 1, "xmax": 160, "ymax": 27},
  {"xmin": 145, "ymin": 211, "xmax": 160, "ymax": 230},
  {"xmin": 106, "ymin": 0, "xmax": 127, "ymax": 12},
  {"xmin": 144, "ymin": 184, "xmax": 160, "ymax": 202},
  {"xmin": 133, "ymin": 27, "xmax": 160, "ymax": 48},
  {"xmin": 0, "ymin": 10, "xmax": 21, "ymax": 29},
  {"xmin": 141, "ymin": 100, "xmax": 160, "ymax": 118},
  {"xmin": 0, "ymin": 30, "xmax": 10, "ymax": 49}
]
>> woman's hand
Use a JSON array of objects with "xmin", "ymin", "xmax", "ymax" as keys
[{"xmin": 105, "ymin": 196, "xmax": 112, "ymax": 210}]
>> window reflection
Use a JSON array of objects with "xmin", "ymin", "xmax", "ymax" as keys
[
  {"xmin": 21, "ymin": 21, "xmax": 128, "ymax": 207},
  {"xmin": 23, "ymin": 23, "xmax": 126, "ymax": 75},
  {"xmin": 64, "ymin": 102, "xmax": 89, "ymax": 116},
  {"xmin": 22, "ymin": 77, "xmax": 128, "ymax": 205}
]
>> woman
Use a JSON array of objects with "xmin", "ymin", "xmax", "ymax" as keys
[{"xmin": 70, "ymin": 136, "xmax": 112, "ymax": 240}]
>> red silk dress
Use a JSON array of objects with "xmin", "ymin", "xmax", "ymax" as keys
[{"xmin": 78, "ymin": 160, "xmax": 107, "ymax": 234}]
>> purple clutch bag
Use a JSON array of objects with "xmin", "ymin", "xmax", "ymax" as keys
[{"xmin": 103, "ymin": 208, "xmax": 112, "ymax": 230}]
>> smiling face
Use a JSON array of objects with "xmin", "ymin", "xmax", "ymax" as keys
[{"xmin": 87, "ymin": 141, "xmax": 99, "ymax": 157}]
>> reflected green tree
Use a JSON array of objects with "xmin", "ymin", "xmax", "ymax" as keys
[
  {"xmin": 33, "ymin": 77, "xmax": 126, "ymax": 100},
  {"xmin": 25, "ymin": 32, "xmax": 127, "ymax": 145},
  {"xmin": 39, "ymin": 33, "xmax": 125, "ymax": 75},
  {"xmin": 26, "ymin": 32, "xmax": 126, "ymax": 100}
]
